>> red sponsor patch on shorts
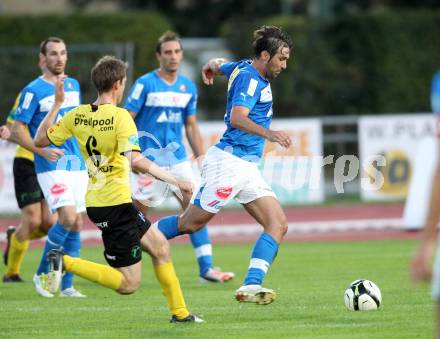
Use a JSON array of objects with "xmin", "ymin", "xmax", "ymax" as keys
[
  {"xmin": 215, "ymin": 186, "xmax": 233, "ymax": 199},
  {"xmin": 50, "ymin": 183, "xmax": 67, "ymax": 195},
  {"xmin": 138, "ymin": 175, "xmax": 153, "ymax": 187}
]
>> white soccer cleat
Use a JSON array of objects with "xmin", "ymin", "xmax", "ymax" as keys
[
  {"xmin": 46, "ymin": 249, "xmax": 64, "ymax": 294},
  {"xmin": 235, "ymin": 284, "xmax": 276, "ymax": 305},
  {"xmin": 60, "ymin": 287, "xmax": 87, "ymax": 298},
  {"xmin": 200, "ymin": 267, "xmax": 235, "ymax": 283},
  {"xmin": 33, "ymin": 274, "xmax": 54, "ymax": 298}
]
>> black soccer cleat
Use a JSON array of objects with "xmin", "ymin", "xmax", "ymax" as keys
[
  {"xmin": 3, "ymin": 274, "xmax": 24, "ymax": 283},
  {"xmin": 3, "ymin": 226, "xmax": 16, "ymax": 266},
  {"xmin": 170, "ymin": 314, "xmax": 204, "ymax": 323}
]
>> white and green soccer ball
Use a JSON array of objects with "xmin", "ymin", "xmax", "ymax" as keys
[{"xmin": 344, "ymin": 279, "xmax": 382, "ymax": 311}]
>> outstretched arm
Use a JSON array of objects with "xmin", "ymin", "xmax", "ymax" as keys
[
  {"xmin": 201, "ymin": 58, "xmax": 228, "ymax": 85},
  {"xmin": 128, "ymin": 151, "xmax": 193, "ymax": 196},
  {"xmin": 11, "ymin": 121, "xmax": 63, "ymax": 161},
  {"xmin": 411, "ymin": 149, "xmax": 440, "ymax": 282}
]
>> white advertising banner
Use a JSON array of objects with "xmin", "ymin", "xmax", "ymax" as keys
[
  {"xmin": 0, "ymin": 119, "xmax": 324, "ymax": 213},
  {"xmin": 359, "ymin": 114, "xmax": 436, "ymax": 201},
  {"xmin": 0, "ymin": 140, "xmax": 18, "ymax": 213},
  {"xmin": 160, "ymin": 118, "xmax": 324, "ymax": 209}
]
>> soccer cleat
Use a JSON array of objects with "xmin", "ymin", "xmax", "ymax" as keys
[
  {"xmin": 235, "ymin": 284, "xmax": 276, "ymax": 305},
  {"xmin": 33, "ymin": 274, "xmax": 54, "ymax": 298},
  {"xmin": 170, "ymin": 314, "xmax": 204, "ymax": 323},
  {"xmin": 3, "ymin": 226, "xmax": 16, "ymax": 265},
  {"xmin": 3, "ymin": 274, "xmax": 24, "ymax": 283},
  {"xmin": 200, "ymin": 267, "xmax": 235, "ymax": 283},
  {"xmin": 46, "ymin": 249, "xmax": 64, "ymax": 294},
  {"xmin": 60, "ymin": 287, "xmax": 87, "ymax": 298}
]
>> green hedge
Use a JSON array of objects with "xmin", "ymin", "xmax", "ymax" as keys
[
  {"xmin": 221, "ymin": 10, "xmax": 440, "ymax": 117},
  {"xmin": 1, "ymin": 10, "xmax": 439, "ymax": 121},
  {"xmin": 0, "ymin": 12, "xmax": 171, "ymax": 120}
]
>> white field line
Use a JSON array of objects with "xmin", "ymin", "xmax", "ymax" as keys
[{"xmin": 0, "ymin": 218, "xmax": 403, "ymax": 242}]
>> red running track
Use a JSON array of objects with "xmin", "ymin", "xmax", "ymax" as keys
[{"xmin": 0, "ymin": 203, "xmax": 418, "ymax": 245}]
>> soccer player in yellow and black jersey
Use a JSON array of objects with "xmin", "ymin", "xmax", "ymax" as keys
[
  {"xmin": 1, "ymin": 92, "xmax": 57, "ymax": 283},
  {"xmin": 34, "ymin": 55, "xmax": 203, "ymax": 323}
]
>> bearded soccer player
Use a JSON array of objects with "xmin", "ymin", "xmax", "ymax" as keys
[
  {"xmin": 35, "ymin": 55, "xmax": 203, "ymax": 323},
  {"xmin": 10, "ymin": 37, "xmax": 86, "ymax": 297},
  {"xmin": 155, "ymin": 25, "xmax": 292, "ymax": 304}
]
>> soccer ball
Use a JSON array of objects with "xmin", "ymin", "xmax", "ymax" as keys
[{"xmin": 344, "ymin": 279, "xmax": 382, "ymax": 311}]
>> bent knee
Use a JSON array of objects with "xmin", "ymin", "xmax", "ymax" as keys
[
  {"xmin": 152, "ymin": 241, "xmax": 171, "ymax": 262},
  {"xmin": 117, "ymin": 279, "xmax": 140, "ymax": 294},
  {"xmin": 278, "ymin": 218, "xmax": 288, "ymax": 236},
  {"xmin": 58, "ymin": 215, "xmax": 77, "ymax": 229},
  {"xmin": 180, "ymin": 222, "xmax": 203, "ymax": 234}
]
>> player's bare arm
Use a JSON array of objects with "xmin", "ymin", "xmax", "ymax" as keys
[
  {"xmin": 185, "ymin": 115, "xmax": 205, "ymax": 161},
  {"xmin": 128, "ymin": 150, "xmax": 193, "ymax": 195},
  {"xmin": 201, "ymin": 58, "xmax": 228, "ymax": 85},
  {"xmin": 11, "ymin": 120, "xmax": 63, "ymax": 161},
  {"xmin": 34, "ymin": 76, "xmax": 65, "ymax": 148},
  {"xmin": 230, "ymin": 105, "xmax": 291, "ymax": 148},
  {"xmin": 411, "ymin": 154, "xmax": 440, "ymax": 282}
]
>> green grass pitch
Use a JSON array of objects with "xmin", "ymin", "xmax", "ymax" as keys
[{"xmin": 0, "ymin": 240, "xmax": 433, "ymax": 338}]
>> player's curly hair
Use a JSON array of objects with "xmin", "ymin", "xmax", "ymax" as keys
[
  {"xmin": 91, "ymin": 55, "xmax": 127, "ymax": 94},
  {"xmin": 253, "ymin": 26, "xmax": 292, "ymax": 60}
]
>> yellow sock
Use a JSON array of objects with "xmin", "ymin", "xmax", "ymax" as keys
[
  {"xmin": 63, "ymin": 255, "xmax": 123, "ymax": 290},
  {"xmin": 154, "ymin": 261, "xmax": 190, "ymax": 319},
  {"xmin": 30, "ymin": 229, "xmax": 47, "ymax": 240},
  {"xmin": 6, "ymin": 234, "xmax": 29, "ymax": 276}
]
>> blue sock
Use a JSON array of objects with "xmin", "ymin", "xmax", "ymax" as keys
[
  {"xmin": 189, "ymin": 226, "xmax": 212, "ymax": 276},
  {"xmin": 36, "ymin": 222, "xmax": 69, "ymax": 275},
  {"xmin": 156, "ymin": 215, "xmax": 179, "ymax": 239},
  {"xmin": 244, "ymin": 232, "xmax": 279, "ymax": 286},
  {"xmin": 61, "ymin": 230, "xmax": 81, "ymax": 291}
]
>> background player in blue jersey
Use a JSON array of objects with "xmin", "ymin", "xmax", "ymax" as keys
[
  {"xmin": 10, "ymin": 37, "xmax": 87, "ymax": 298},
  {"xmin": 411, "ymin": 69, "xmax": 440, "ymax": 336},
  {"xmin": 155, "ymin": 26, "xmax": 292, "ymax": 304},
  {"xmin": 124, "ymin": 31, "xmax": 234, "ymax": 283}
]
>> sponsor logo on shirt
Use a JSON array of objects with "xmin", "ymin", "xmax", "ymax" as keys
[
  {"xmin": 145, "ymin": 92, "xmax": 192, "ymax": 108},
  {"xmin": 155, "ymin": 110, "xmax": 182, "ymax": 123},
  {"xmin": 50, "ymin": 183, "xmax": 68, "ymax": 195},
  {"xmin": 215, "ymin": 186, "xmax": 233, "ymax": 199},
  {"xmin": 74, "ymin": 116, "xmax": 114, "ymax": 129},
  {"xmin": 39, "ymin": 91, "xmax": 80, "ymax": 112}
]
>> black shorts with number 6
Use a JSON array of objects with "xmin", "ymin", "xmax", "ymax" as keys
[{"xmin": 86, "ymin": 203, "xmax": 151, "ymax": 268}]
